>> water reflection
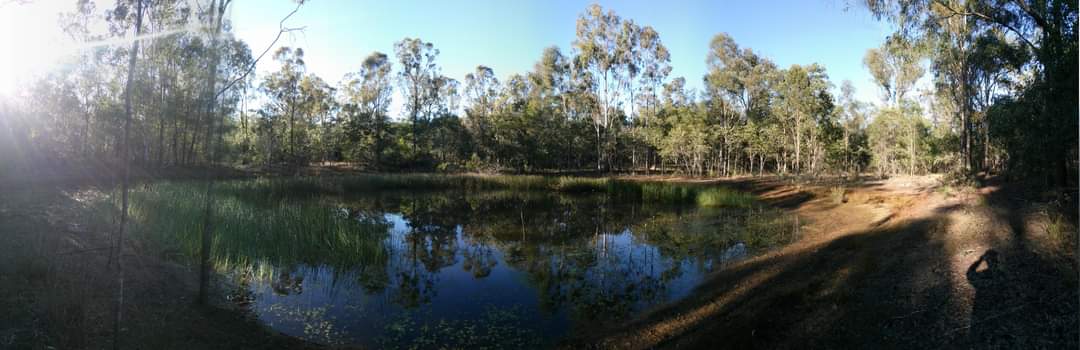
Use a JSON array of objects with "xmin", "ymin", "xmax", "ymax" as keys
[{"xmin": 135, "ymin": 183, "xmax": 794, "ymax": 348}]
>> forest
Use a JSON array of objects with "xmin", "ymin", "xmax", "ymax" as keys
[{"xmin": 1, "ymin": 0, "xmax": 1074, "ymax": 185}]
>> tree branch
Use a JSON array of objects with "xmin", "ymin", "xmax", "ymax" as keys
[
  {"xmin": 214, "ymin": 1, "xmax": 304, "ymax": 100},
  {"xmin": 931, "ymin": 0, "xmax": 1038, "ymax": 51}
]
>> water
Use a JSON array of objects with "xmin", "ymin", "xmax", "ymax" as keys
[{"xmin": 126, "ymin": 180, "xmax": 795, "ymax": 348}]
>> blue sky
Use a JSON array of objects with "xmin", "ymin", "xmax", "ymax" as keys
[{"xmin": 228, "ymin": 0, "xmax": 894, "ymax": 111}]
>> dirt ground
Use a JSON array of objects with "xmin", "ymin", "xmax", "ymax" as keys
[{"xmin": 577, "ymin": 175, "xmax": 1079, "ymax": 349}]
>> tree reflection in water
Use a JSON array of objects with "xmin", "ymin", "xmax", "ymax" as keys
[{"xmin": 129, "ymin": 182, "xmax": 795, "ymax": 347}]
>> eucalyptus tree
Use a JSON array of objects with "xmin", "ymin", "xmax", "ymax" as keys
[
  {"xmin": 298, "ymin": 74, "xmax": 335, "ymax": 164},
  {"xmin": 866, "ymin": 0, "xmax": 1078, "ymax": 185},
  {"xmin": 528, "ymin": 46, "xmax": 588, "ymax": 169},
  {"xmin": 618, "ymin": 18, "xmax": 641, "ymax": 118},
  {"xmin": 424, "ymin": 75, "xmax": 464, "ymax": 166},
  {"xmin": 573, "ymin": 3, "xmax": 627, "ymax": 171},
  {"xmin": 260, "ymin": 47, "xmax": 306, "ymax": 164},
  {"xmin": 394, "ymin": 37, "xmax": 440, "ymax": 154},
  {"xmin": 774, "ymin": 64, "xmax": 833, "ymax": 174},
  {"xmin": 529, "ymin": 47, "xmax": 571, "ymax": 111},
  {"xmin": 111, "ymin": 0, "xmax": 145, "ymax": 344},
  {"xmin": 340, "ymin": 51, "xmax": 393, "ymax": 166},
  {"xmin": 863, "ymin": 35, "xmax": 925, "ymax": 106},
  {"xmin": 863, "ymin": 35, "xmax": 927, "ymax": 175},
  {"xmin": 705, "ymin": 33, "xmax": 778, "ymax": 175},
  {"xmin": 463, "ymin": 65, "xmax": 500, "ymax": 161},
  {"xmin": 836, "ymin": 80, "xmax": 872, "ymax": 174},
  {"xmin": 968, "ymin": 30, "xmax": 1026, "ymax": 170},
  {"xmin": 867, "ymin": 101, "xmax": 929, "ymax": 175},
  {"xmin": 634, "ymin": 25, "xmax": 671, "ymax": 172},
  {"xmin": 705, "ymin": 33, "xmax": 777, "ymax": 120}
]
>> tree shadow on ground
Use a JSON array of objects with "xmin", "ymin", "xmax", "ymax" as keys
[{"xmin": 576, "ymin": 182, "xmax": 1078, "ymax": 349}]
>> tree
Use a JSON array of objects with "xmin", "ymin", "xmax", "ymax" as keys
[
  {"xmin": 867, "ymin": 102, "xmax": 929, "ymax": 175},
  {"xmin": 836, "ymin": 80, "xmax": 872, "ymax": 174},
  {"xmin": 864, "ymin": 35, "xmax": 925, "ymax": 106},
  {"xmin": 774, "ymin": 64, "xmax": 832, "ymax": 174},
  {"xmin": 113, "ymin": 0, "xmax": 144, "ymax": 345},
  {"xmin": 866, "ymin": 0, "xmax": 1078, "ymax": 185},
  {"xmin": 463, "ymin": 65, "xmax": 500, "ymax": 163},
  {"xmin": 573, "ymin": 4, "xmax": 627, "ymax": 171},
  {"xmin": 863, "ymin": 35, "xmax": 927, "ymax": 176},
  {"xmin": 298, "ymin": 74, "xmax": 335, "ymax": 164},
  {"xmin": 340, "ymin": 51, "xmax": 393, "ymax": 166},
  {"xmin": 395, "ymin": 38, "xmax": 440, "ymax": 156},
  {"xmin": 704, "ymin": 33, "xmax": 778, "ymax": 176},
  {"xmin": 260, "ymin": 47, "xmax": 306, "ymax": 165}
]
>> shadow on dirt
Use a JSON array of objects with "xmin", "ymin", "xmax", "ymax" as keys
[{"xmin": 576, "ymin": 181, "xmax": 1078, "ymax": 349}]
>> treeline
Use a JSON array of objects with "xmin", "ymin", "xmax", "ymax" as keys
[{"xmin": 0, "ymin": 1, "xmax": 1074, "ymax": 185}]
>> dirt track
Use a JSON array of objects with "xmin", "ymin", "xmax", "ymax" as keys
[{"xmin": 580, "ymin": 175, "xmax": 1078, "ymax": 349}]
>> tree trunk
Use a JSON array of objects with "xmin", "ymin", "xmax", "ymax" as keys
[
  {"xmin": 198, "ymin": 0, "xmax": 226, "ymax": 306},
  {"xmin": 113, "ymin": 1, "xmax": 143, "ymax": 348}
]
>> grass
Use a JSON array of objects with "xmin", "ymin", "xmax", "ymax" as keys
[
  {"xmin": 553, "ymin": 177, "xmax": 610, "ymax": 193},
  {"xmin": 80, "ymin": 181, "xmax": 393, "ymax": 281},
  {"xmin": 1043, "ymin": 209, "xmax": 1076, "ymax": 253},
  {"xmin": 209, "ymin": 174, "xmax": 763, "ymax": 209},
  {"xmin": 696, "ymin": 187, "xmax": 757, "ymax": 208},
  {"xmin": 830, "ymin": 186, "xmax": 847, "ymax": 204}
]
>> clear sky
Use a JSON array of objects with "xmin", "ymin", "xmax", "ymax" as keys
[
  {"xmin": 230, "ymin": 0, "xmax": 895, "ymax": 113},
  {"xmin": 0, "ymin": 0, "xmax": 894, "ymax": 109}
]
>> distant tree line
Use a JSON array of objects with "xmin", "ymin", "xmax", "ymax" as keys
[{"xmin": 0, "ymin": 1, "xmax": 1074, "ymax": 186}]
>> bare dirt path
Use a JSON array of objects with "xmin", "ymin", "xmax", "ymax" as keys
[{"xmin": 579, "ymin": 176, "xmax": 1078, "ymax": 349}]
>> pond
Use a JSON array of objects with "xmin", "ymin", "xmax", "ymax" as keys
[{"xmin": 120, "ymin": 176, "xmax": 798, "ymax": 348}]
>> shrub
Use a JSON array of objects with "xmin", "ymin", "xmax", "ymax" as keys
[{"xmin": 830, "ymin": 186, "xmax": 847, "ymax": 204}]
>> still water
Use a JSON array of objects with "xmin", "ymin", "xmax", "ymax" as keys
[{"xmin": 130, "ymin": 180, "xmax": 795, "ymax": 348}]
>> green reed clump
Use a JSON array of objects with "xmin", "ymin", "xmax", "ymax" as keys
[
  {"xmin": 338, "ymin": 173, "xmax": 465, "ymax": 192},
  {"xmin": 634, "ymin": 182, "xmax": 702, "ymax": 204},
  {"xmin": 471, "ymin": 174, "xmax": 555, "ymax": 191},
  {"xmin": 124, "ymin": 181, "xmax": 390, "ymax": 275},
  {"xmin": 257, "ymin": 174, "xmax": 759, "ymax": 211},
  {"xmin": 696, "ymin": 187, "xmax": 756, "ymax": 208},
  {"xmin": 553, "ymin": 177, "xmax": 610, "ymax": 193}
]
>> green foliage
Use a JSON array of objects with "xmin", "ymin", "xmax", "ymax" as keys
[
  {"xmin": 553, "ymin": 177, "xmax": 609, "ymax": 193},
  {"xmin": 867, "ymin": 0, "xmax": 1078, "ymax": 186},
  {"xmin": 867, "ymin": 103, "xmax": 934, "ymax": 175},
  {"xmin": 696, "ymin": 187, "xmax": 756, "ymax": 208},
  {"xmin": 119, "ymin": 181, "xmax": 390, "ymax": 273}
]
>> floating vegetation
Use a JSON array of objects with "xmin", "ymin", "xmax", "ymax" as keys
[{"xmin": 377, "ymin": 305, "xmax": 543, "ymax": 350}]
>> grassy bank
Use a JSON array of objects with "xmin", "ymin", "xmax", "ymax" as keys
[{"xmin": 218, "ymin": 174, "xmax": 760, "ymax": 209}]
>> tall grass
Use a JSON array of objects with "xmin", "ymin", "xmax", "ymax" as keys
[
  {"xmin": 695, "ymin": 187, "xmax": 757, "ymax": 208},
  {"xmin": 552, "ymin": 177, "xmax": 610, "ymax": 193},
  {"xmin": 125, "ymin": 181, "xmax": 390, "ymax": 276},
  {"xmin": 211, "ymin": 174, "xmax": 761, "ymax": 209}
]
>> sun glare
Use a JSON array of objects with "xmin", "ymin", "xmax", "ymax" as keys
[{"xmin": 0, "ymin": 1, "xmax": 78, "ymax": 97}]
